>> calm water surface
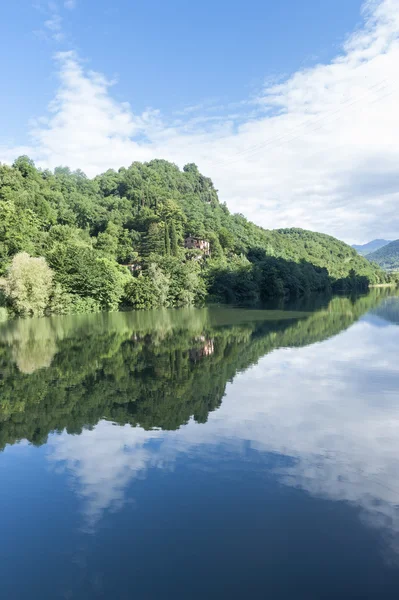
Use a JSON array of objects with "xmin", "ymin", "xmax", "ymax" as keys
[{"xmin": 1, "ymin": 291, "xmax": 399, "ymax": 599}]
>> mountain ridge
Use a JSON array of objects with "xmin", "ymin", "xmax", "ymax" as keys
[
  {"xmin": 367, "ymin": 240, "xmax": 399, "ymax": 271},
  {"xmin": 352, "ymin": 239, "xmax": 391, "ymax": 256}
]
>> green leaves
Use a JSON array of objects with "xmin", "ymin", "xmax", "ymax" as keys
[
  {"xmin": 169, "ymin": 221, "xmax": 179, "ymax": 256},
  {"xmin": 3, "ymin": 252, "xmax": 54, "ymax": 316},
  {"xmin": 0, "ymin": 155, "xmax": 389, "ymax": 317}
]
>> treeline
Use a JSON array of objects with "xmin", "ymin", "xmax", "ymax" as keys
[
  {"xmin": 0, "ymin": 156, "xmax": 392, "ymax": 317},
  {"xmin": 0, "ymin": 289, "xmax": 394, "ymax": 450}
]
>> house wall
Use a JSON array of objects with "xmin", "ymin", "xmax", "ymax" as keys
[{"xmin": 184, "ymin": 237, "xmax": 210, "ymax": 253}]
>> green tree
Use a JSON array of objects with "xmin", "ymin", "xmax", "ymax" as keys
[
  {"xmin": 170, "ymin": 221, "xmax": 179, "ymax": 256},
  {"xmin": 208, "ymin": 232, "xmax": 224, "ymax": 260},
  {"xmin": 164, "ymin": 222, "xmax": 171, "ymax": 256},
  {"xmin": 4, "ymin": 252, "xmax": 54, "ymax": 316},
  {"xmin": 47, "ymin": 242, "xmax": 129, "ymax": 310},
  {"xmin": 148, "ymin": 263, "xmax": 170, "ymax": 305},
  {"xmin": 124, "ymin": 274, "xmax": 157, "ymax": 309},
  {"xmin": 96, "ymin": 222, "xmax": 119, "ymax": 259},
  {"xmin": 142, "ymin": 222, "xmax": 163, "ymax": 256},
  {"xmin": 218, "ymin": 227, "xmax": 234, "ymax": 251}
]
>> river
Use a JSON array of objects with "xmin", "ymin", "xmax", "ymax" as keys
[{"xmin": 1, "ymin": 289, "xmax": 399, "ymax": 599}]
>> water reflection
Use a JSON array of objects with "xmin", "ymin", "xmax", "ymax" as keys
[
  {"xmin": 1, "ymin": 290, "xmax": 399, "ymax": 556},
  {"xmin": 48, "ymin": 423, "xmax": 165, "ymax": 530}
]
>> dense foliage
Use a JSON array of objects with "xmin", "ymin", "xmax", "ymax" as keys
[
  {"xmin": 0, "ymin": 156, "xmax": 391, "ymax": 315},
  {"xmin": 367, "ymin": 239, "xmax": 399, "ymax": 271},
  {"xmin": 0, "ymin": 290, "xmax": 394, "ymax": 450}
]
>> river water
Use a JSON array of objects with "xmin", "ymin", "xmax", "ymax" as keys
[{"xmin": 1, "ymin": 290, "xmax": 399, "ymax": 599}]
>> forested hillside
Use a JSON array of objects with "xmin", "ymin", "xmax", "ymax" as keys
[
  {"xmin": 367, "ymin": 240, "xmax": 399, "ymax": 271},
  {"xmin": 0, "ymin": 156, "xmax": 391, "ymax": 317}
]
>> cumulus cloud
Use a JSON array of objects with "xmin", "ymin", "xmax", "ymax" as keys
[
  {"xmin": 47, "ymin": 313, "xmax": 399, "ymax": 559},
  {"xmin": 29, "ymin": 51, "xmax": 157, "ymax": 173},
  {"xmin": 3, "ymin": 0, "xmax": 399, "ymax": 242}
]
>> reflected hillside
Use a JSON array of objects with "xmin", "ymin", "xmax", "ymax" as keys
[{"xmin": 0, "ymin": 289, "xmax": 395, "ymax": 450}]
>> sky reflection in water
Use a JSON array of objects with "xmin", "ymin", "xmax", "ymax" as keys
[{"xmin": 1, "ymin": 292, "xmax": 399, "ymax": 599}]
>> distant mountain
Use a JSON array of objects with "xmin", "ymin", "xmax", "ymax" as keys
[
  {"xmin": 367, "ymin": 240, "xmax": 399, "ymax": 271},
  {"xmin": 352, "ymin": 239, "xmax": 391, "ymax": 256}
]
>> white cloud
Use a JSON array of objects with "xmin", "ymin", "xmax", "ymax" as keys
[
  {"xmin": 48, "ymin": 423, "xmax": 165, "ymax": 530},
  {"xmin": 34, "ymin": 2, "xmax": 65, "ymax": 42},
  {"xmin": 44, "ymin": 14, "xmax": 62, "ymax": 32},
  {"xmin": 28, "ymin": 51, "xmax": 156, "ymax": 173},
  {"xmin": 46, "ymin": 314, "xmax": 399, "ymax": 559},
  {"xmin": 3, "ymin": 0, "xmax": 399, "ymax": 242},
  {"xmin": 64, "ymin": 0, "xmax": 76, "ymax": 8}
]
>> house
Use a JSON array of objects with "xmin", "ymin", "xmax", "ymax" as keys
[
  {"xmin": 184, "ymin": 235, "xmax": 210, "ymax": 255},
  {"xmin": 122, "ymin": 263, "xmax": 142, "ymax": 274}
]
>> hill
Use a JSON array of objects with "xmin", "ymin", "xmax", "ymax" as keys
[
  {"xmin": 352, "ymin": 239, "xmax": 391, "ymax": 256},
  {"xmin": 367, "ymin": 240, "xmax": 399, "ymax": 271},
  {"xmin": 0, "ymin": 156, "xmax": 391, "ymax": 316}
]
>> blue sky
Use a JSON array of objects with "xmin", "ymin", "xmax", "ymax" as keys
[
  {"xmin": 1, "ymin": 0, "xmax": 364, "ymax": 139},
  {"xmin": 1, "ymin": 0, "xmax": 399, "ymax": 242}
]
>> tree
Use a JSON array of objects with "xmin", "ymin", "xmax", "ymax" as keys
[
  {"xmin": 123, "ymin": 274, "xmax": 157, "ymax": 309},
  {"xmin": 148, "ymin": 263, "xmax": 170, "ymax": 305},
  {"xmin": 46, "ymin": 242, "xmax": 129, "ymax": 310},
  {"xmin": 208, "ymin": 232, "xmax": 224, "ymax": 260},
  {"xmin": 0, "ymin": 199, "xmax": 39, "ymax": 266},
  {"xmin": 96, "ymin": 222, "xmax": 119, "ymax": 258},
  {"xmin": 4, "ymin": 252, "xmax": 54, "ymax": 316},
  {"xmin": 142, "ymin": 222, "xmax": 163, "ymax": 256},
  {"xmin": 13, "ymin": 156, "xmax": 37, "ymax": 179},
  {"xmin": 183, "ymin": 163, "xmax": 199, "ymax": 174},
  {"xmin": 117, "ymin": 228, "xmax": 139, "ymax": 263},
  {"xmin": 164, "ymin": 222, "xmax": 171, "ymax": 256},
  {"xmin": 95, "ymin": 258, "xmax": 129, "ymax": 310},
  {"xmin": 170, "ymin": 221, "xmax": 179, "ymax": 256},
  {"xmin": 218, "ymin": 227, "xmax": 234, "ymax": 251}
]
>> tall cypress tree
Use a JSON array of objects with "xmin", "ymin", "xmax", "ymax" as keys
[
  {"xmin": 170, "ymin": 221, "xmax": 178, "ymax": 256},
  {"xmin": 164, "ymin": 222, "xmax": 171, "ymax": 256}
]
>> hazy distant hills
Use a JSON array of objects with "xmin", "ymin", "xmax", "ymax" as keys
[
  {"xmin": 352, "ymin": 239, "xmax": 391, "ymax": 256},
  {"xmin": 367, "ymin": 240, "xmax": 399, "ymax": 271}
]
